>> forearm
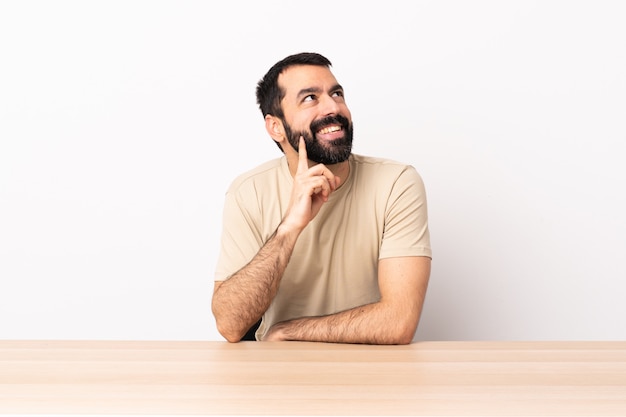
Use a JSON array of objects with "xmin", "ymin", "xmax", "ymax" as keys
[
  {"xmin": 212, "ymin": 224, "xmax": 299, "ymax": 342},
  {"xmin": 265, "ymin": 300, "xmax": 420, "ymax": 345}
]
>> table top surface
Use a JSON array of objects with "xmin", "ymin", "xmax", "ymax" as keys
[{"xmin": 1, "ymin": 340, "xmax": 626, "ymax": 416}]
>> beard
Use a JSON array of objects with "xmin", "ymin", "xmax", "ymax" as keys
[{"xmin": 283, "ymin": 114, "xmax": 353, "ymax": 165}]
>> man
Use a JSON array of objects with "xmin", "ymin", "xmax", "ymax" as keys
[{"xmin": 212, "ymin": 52, "xmax": 431, "ymax": 344}]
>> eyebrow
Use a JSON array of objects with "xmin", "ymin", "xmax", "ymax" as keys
[{"xmin": 296, "ymin": 83, "xmax": 344, "ymax": 100}]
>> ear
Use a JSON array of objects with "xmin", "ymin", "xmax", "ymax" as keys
[{"xmin": 265, "ymin": 115, "xmax": 285, "ymax": 144}]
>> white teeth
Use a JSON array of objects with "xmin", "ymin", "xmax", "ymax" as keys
[{"xmin": 318, "ymin": 126, "xmax": 341, "ymax": 134}]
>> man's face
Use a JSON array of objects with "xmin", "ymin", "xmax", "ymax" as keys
[{"xmin": 278, "ymin": 65, "xmax": 353, "ymax": 165}]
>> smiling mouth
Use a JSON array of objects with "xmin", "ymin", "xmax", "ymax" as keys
[{"xmin": 317, "ymin": 125, "xmax": 342, "ymax": 135}]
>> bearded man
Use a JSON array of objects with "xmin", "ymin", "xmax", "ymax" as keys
[{"xmin": 212, "ymin": 52, "xmax": 432, "ymax": 344}]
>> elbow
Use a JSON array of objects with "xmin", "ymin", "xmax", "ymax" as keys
[
  {"xmin": 212, "ymin": 306, "xmax": 245, "ymax": 343},
  {"xmin": 215, "ymin": 320, "xmax": 244, "ymax": 343},
  {"xmin": 391, "ymin": 307, "xmax": 423, "ymax": 345},
  {"xmin": 212, "ymin": 283, "xmax": 243, "ymax": 342},
  {"xmin": 393, "ymin": 332, "xmax": 415, "ymax": 345},
  {"xmin": 373, "ymin": 325, "xmax": 415, "ymax": 345},
  {"xmin": 222, "ymin": 333, "xmax": 243, "ymax": 343},
  {"xmin": 382, "ymin": 327, "xmax": 414, "ymax": 345},
  {"xmin": 389, "ymin": 319, "xmax": 418, "ymax": 345}
]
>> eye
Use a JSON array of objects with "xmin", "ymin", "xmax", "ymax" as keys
[
  {"xmin": 332, "ymin": 90, "xmax": 344, "ymax": 98},
  {"xmin": 303, "ymin": 94, "xmax": 316, "ymax": 102}
]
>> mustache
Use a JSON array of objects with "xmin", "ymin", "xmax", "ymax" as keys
[{"xmin": 310, "ymin": 115, "xmax": 351, "ymax": 133}]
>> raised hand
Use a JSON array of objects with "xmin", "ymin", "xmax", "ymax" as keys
[{"xmin": 281, "ymin": 137, "xmax": 341, "ymax": 232}]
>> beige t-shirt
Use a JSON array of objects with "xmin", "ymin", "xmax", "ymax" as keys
[{"xmin": 214, "ymin": 154, "xmax": 431, "ymax": 340}]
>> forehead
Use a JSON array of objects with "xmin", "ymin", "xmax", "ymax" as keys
[{"xmin": 278, "ymin": 65, "xmax": 339, "ymax": 98}]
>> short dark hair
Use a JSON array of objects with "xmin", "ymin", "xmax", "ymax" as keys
[{"xmin": 256, "ymin": 52, "xmax": 332, "ymax": 120}]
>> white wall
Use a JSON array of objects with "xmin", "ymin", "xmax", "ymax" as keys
[{"xmin": 1, "ymin": 0, "xmax": 624, "ymax": 341}]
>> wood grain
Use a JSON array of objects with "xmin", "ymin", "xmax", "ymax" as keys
[{"xmin": 1, "ymin": 340, "xmax": 625, "ymax": 415}]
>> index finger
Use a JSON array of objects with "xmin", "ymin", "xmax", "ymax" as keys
[{"xmin": 297, "ymin": 136, "xmax": 309, "ymax": 172}]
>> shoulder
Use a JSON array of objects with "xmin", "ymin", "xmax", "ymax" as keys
[
  {"xmin": 226, "ymin": 157, "xmax": 287, "ymax": 194},
  {"xmin": 350, "ymin": 154, "xmax": 423, "ymax": 182}
]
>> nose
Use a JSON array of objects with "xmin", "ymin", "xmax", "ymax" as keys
[{"xmin": 319, "ymin": 93, "xmax": 341, "ymax": 116}]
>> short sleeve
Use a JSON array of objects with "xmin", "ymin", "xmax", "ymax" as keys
[
  {"xmin": 379, "ymin": 166, "xmax": 432, "ymax": 259},
  {"xmin": 214, "ymin": 189, "xmax": 265, "ymax": 282}
]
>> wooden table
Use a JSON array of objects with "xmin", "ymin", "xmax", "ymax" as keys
[{"xmin": 1, "ymin": 340, "xmax": 625, "ymax": 416}]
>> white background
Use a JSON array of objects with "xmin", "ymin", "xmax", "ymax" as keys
[{"xmin": 1, "ymin": 0, "xmax": 625, "ymax": 341}]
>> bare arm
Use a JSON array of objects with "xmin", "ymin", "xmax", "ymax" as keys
[
  {"xmin": 212, "ymin": 225, "xmax": 299, "ymax": 342},
  {"xmin": 263, "ymin": 255, "xmax": 431, "ymax": 344},
  {"xmin": 212, "ymin": 138, "xmax": 341, "ymax": 342}
]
